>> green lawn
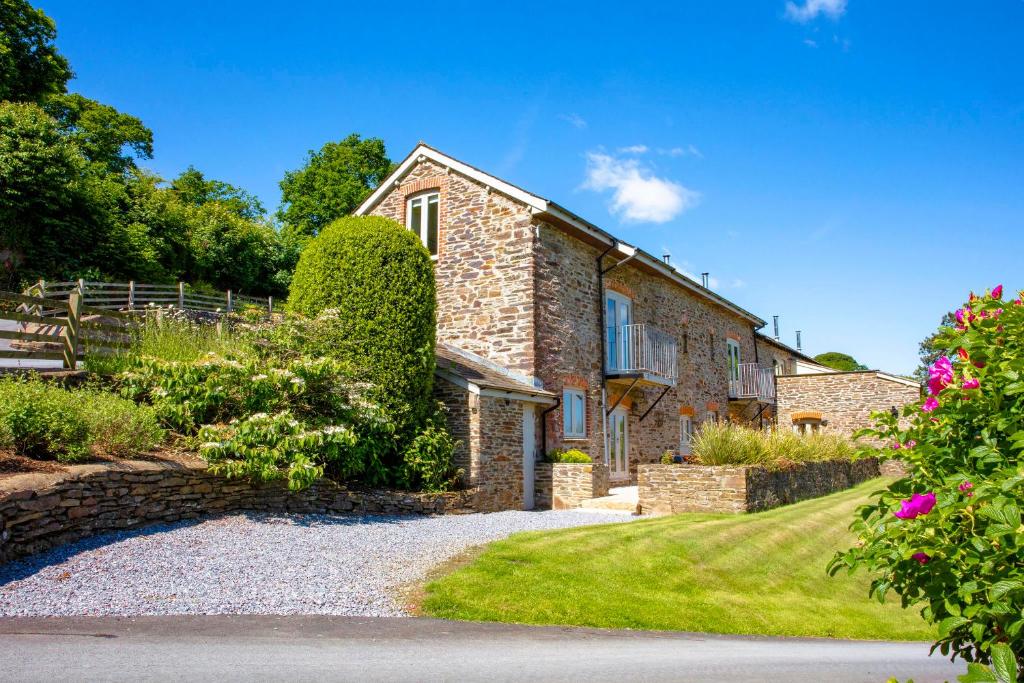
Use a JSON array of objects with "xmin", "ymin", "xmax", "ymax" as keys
[{"xmin": 421, "ymin": 479, "xmax": 935, "ymax": 641}]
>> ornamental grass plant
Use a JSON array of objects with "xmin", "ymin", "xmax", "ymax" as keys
[{"xmin": 690, "ymin": 422, "xmax": 854, "ymax": 470}]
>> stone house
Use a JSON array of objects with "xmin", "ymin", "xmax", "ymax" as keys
[{"xmin": 355, "ymin": 143, "xmax": 920, "ymax": 511}]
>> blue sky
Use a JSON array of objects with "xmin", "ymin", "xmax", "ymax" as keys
[{"xmin": 39, "ymin": 0, "xmax": 1024, "ymax": 375}]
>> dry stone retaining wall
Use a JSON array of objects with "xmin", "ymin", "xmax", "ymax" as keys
[
  {"xmin": 534, "ymin": 462, "xmax": 610, "ymax": 510},
  {"xmin": 638, "ymin": 458, "xmax": 880, "ymax": 515},
  {"xmin": 0, "ymin": 460, "xmax": 476, "ymax": 564}
]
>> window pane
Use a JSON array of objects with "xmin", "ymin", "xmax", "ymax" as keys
[
  {"xmin": 408, "ymin": 198, "xmax": 422, "ymax": 237},
  {"xmin": 427, "ymin": 196, "xmax": 439, "ymax": 255},
  {"xmin": 574, "ymin": 394, "xmax": 585, "ymax": 435},
  {"xmin": 563, "ymin": 391, "xmax": 573, "ymax": 434}
]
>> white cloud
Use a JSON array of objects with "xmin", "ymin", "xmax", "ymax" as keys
[
  {"xmin": 803, "ymin": 38, "xmax": 818, "ymax": 48},
  {"xmin": 618, "ymin": 144, "xmax": 649, "ymax": 154},
  {"xmin": 784, "ymin": 0, "xmax": 847, "ymax": 23},
  {"xmin": 659, "ymin": 144, "xmax": 704, "ymax": 159},
  {"xmin": 730, "ymin": 279, "xmax": 746, "ymax": 289},
  {"xmin": 582, "ymin": 152, "xmax": 699, "ymax": 224},
  {"xmin": 559, "ymin": 113, "xmax": 587, "ymax": 129}
]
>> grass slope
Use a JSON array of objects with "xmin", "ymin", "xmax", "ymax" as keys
[{"xmin": 421, "ymin": 479, "xmax": 934, "ymax": 641}]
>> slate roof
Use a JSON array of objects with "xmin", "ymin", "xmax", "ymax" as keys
[{"xmin": 435, "ymin": 343, "xmax": 555, "ymax": 398}]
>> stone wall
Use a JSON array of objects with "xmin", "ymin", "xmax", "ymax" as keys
[
  {"xmin": 369, "ymin": 158, "xmax": 537, "ymax": 377},
  {"xmin": 776, "ymin": 372, "xmax": 922, "ymax": 438},
  {"xmin": 638, "ymin": 458, "xmax": 880, "ymax": 515},
  {"xmin": 0, "ymin": 460, "xmax": 477, "ymax": 564},
  {"xmin": 534, "ymin": 462, "xmax": 610, "ymax": 509}
]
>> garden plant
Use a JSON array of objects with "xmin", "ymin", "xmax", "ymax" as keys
[{"xmin": 830, "ymin": 284, "xmax": 1023, "ymax": 680}]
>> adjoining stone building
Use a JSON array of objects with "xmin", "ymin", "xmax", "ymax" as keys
[{"xmin": 356, "ymin": 144, "xmax": 921, "ymax": 511}]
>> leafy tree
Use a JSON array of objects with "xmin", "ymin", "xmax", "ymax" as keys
[
  {"xmin": 277, "ymin": 134, "xmax": 391, "ymax": 239},
  {"xmin": 814, "ymin": 351, "xmax": 868, "ymax": 372},
  {"xmin": 44, "ymin": 94, "xmax": 153, "ymax": 175},
  {"xmin": 914, "ymin": 312, "xmax": 957, "ymax": 384},
  {"xmin": 288, "ymin": 215, "xmax": 436, "ymax": 462},
  {"xmin": 187, "ymin": 202, "xmax": 281, "ymax": 294},
  {"xmin": 171, "ymin": 166, "xmax": 265, "ymax": 220},
  {"xmin": 0, "ymin": 0, "xmax": 71, "ymax": 103}
]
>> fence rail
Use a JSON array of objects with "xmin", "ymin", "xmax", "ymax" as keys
[
  {"xmin": 1, "ymin": 290, "xmax": 135, "ymax": 369},
  {"xmin": 23, "ymin": 279, "xmax": 278, "ymax": 315},
  {"xmin": 606, "ymin": 323, "xmax": 679, "ymax": 383}
]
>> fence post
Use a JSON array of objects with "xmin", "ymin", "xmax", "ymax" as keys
[
  {"xmin": 63, "ymin": 291, "xmax": 82, "ymax": 370},
  {"xmin": 178, "ymin": 282, "xmax": 185, "ymax": 308},
  {"xmin": 226, "ymin": 289, "xmax": 233, "ymax": 313},
  {"xmin": 267, "ymin": 296, "xmax": 273, "ymax": 315},
  {"xmin": 128, "ymin": 280, "xmax": 136, "ymax": 310}
]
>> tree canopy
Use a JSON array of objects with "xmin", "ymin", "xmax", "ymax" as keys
[
  {"xmin": 813, "ymin": 352, "xmax": 869, "ymax": 372},
  {"xmin": 0, "ymin": 0, "xmax": 71, "ymax": 103},
  {"xmin": 278, "ymin": 134, "xmax": 392, "ymax": 239}
]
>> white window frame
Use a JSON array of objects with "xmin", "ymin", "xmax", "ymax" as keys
[
  {"xmin": 563, "ymin": 388, "xmax": 587, "ymax": 439},
  {"xmin": 707, "ymin": 410, "xmax": 719, "ymax": 424},
  {"xmin": 679, "ymin": 415, "xmax": 694, "ymax": 455},
  {"xmin": 406, "ymin": 192, "xmax": 440, "ymax": 258}
]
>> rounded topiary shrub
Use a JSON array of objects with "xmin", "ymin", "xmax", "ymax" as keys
[{"xmin": 288, "ymin": 215, "xmax": 437, "ymax": 450}]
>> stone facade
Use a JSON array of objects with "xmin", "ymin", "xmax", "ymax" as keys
[
  {"xmin": 776, "ymin": 372, "xmax": 921, "ymax": 438},
  {"xmin": 533, "ymin": 462, "xmax": 610, "ymax": 510},
  {"xmin": 370, "ymin": 158, "xmax": 537, "ymax": 376},
  {"xmin": 0, "ymin": 460, "xmax": 478, "ymax": 564},
  {"xmin": 433, "ymin": 376, "xmax": 536, "ymax": 511},
  {"xmin": 637, "ymin": 458, "xmax": 881, "ymax": 515}
]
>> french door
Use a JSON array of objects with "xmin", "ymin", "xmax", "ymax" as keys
[
  {"xmin": 607, "ymin": 407, "xmax": 629, "ymax": 480},
  {"xmin": 606, "ymin": 292, "xmax": 632, "ymax": 371}
]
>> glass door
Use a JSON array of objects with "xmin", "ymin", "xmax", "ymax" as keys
[
  {"xmin": 607, "ymin": 408, "xmax": 629, "ymax": 480},
  {"xmin": 606, "ymin": 292, "xmax": 632, "ymax": 371}
]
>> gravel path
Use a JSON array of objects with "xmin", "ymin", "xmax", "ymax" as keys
[{"xmin": 0, "ymin": 510, "xmax": 633, "ymax": 617}]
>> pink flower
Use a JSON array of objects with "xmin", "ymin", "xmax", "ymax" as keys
[
  {"xmin": 905, "ymin": 440, "xmax": 917, "ymax": 448},
  {"xmin": 922, "ymin": 397, "xmax": 939, "ymax": 412},
  {"xmin": 980, "ymin": 310, "xmax": 989, "ymax": 318},
  {"xmin": 957, "ymin": 348, "xmax": 969, "ymax": 361},
  {"xmin": 994, "ymin": 308, "xmax": 1004, "ymax": 318},
  {"xmin": 959, "ymin": 481, "xmax": 973, "ymax": 497},
  {"xmin": 911, "ymin": 552, "xmax": 931, "ymax": 565},
  {"xmin": 992, "ymin": 284, "xmax": 1003, "ymax": 299},
  {"xmin": 894, "ymin": 492, "xmax": 937, "ymax": 519},
  {"xmin": 1014, "ymin": 299, "xmax": 1022, "ymax": 307},
  {"xmin": 955, "ymin": 308, "xmax": 965, "ymax": 325},
  {"xmin": 890, "ymin": 441, "xmax": 902, "ymax": 450},
  {"xmin": 973, "ymin": 361, "xmax": 986, "ymax": 369},
  {"xmin": 927, "ymin": 357, "xmax": 953, "ymax": 395},
  {"xmin": 962, "ymin": 378, "xmax": 980, "ymax": 390}
]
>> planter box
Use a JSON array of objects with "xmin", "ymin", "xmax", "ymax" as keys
[
  {"xmin": 534, "ymin": 462, "xmax": 610, "ymax": 510},
  {"xmin": 637, "ymin": 458, "xmax": 880, "ymax": 515}
]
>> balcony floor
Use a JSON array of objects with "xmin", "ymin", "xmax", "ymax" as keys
[{"xmin": 606, "ymin": 371, "xmax": 676, "ymax": 388}]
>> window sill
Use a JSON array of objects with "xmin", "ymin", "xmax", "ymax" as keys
[{"xmin": 563, "ymin": 436, "xmax": 588, "ymax": 441}]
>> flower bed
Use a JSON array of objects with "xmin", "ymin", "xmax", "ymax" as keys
[{"xmin": 638, "ymin": 458, "xmax": 880, "ymax": 515}]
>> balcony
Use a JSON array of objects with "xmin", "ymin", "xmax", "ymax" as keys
[
  {"xmin": 729, "ymin": 363, "xmax": 776, "ymax": 402},
  {"xmin": 606, "ymin": 323, "xmax": 678, "ymax": 387}
]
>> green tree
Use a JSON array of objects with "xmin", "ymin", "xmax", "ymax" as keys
[
  {"xmin": 914, "ymin": 312, "xmax": 957, "ymax": 383},
  {"xmin": 813, "ymin": 352, "xmax": 868, "ymax": 372},
  {"xmin": 44, "ymin": 94, "xmax": 153, "ymax": 175},
  {"xmin": 288, "ymin": 215, "xmax": 436, "ymax": 460},
  {"xmin": 187, "ymin": 202, "xmax": 281, "ymax": 294},
  {"xmin": 0, "ymin": 0, "xmax": 71, "ymax": 103},
  {"xmin": 171, "ymin": 166, "xmax": 265, "ymax": 220},
  {"xmin": 277, "ymin": 134, "xmax": 392, "ymax": 239}
]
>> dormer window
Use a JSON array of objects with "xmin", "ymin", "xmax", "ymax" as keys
[{"xmin": 407, "ymin": 192, "xmax": 439, "ymax": 257}]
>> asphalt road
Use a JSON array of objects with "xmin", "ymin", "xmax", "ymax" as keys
[{"xmin": 0, "ymin": 616, "xmax": 965, "ymax": 682}]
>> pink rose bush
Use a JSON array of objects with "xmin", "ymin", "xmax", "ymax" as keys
[{"xmin": 830, "ymin": 284, "xmax": 1024, "ymax": 673}]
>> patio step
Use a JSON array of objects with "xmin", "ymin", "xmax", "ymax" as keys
[{"xmin": 580, "ymin": 486, "xmax": 640, "ymax": 513}]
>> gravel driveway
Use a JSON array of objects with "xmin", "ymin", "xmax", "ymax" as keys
[{"xmin": 0, "ymin": 510, "xmax": 633, "ymax": 617}]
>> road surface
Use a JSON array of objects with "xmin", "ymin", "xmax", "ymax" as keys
[{"xmin": 0, "ymin": 616, "xmax": 965, "ymax": 682}]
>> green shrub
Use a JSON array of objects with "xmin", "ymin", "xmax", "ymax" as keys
[
  {"xmin": 198, "ymin": 411, "xmax": 362, "ymax": 490},
  {"xmin": 400, "ymin": 419, "xmax": 461, "ymax": 492},
  {"xmin": 691, "ymin": 422, "xmax": 854, "ymax": 470},
  {"xmin": 548, "ymin": 449, "xmax": 592, "ymax": 464},
  {"xmin": 78, "ymin": 389, "xmax": 164, "ymax": 457},
  {"xmin": 660, "ymin": 451, "xmax": 676, "ymax": 465},
  {"xmin": 830, "ymin": 285, "xmax": 1024, "ymax": 671},
  {"xmin": 0, "ymin": 376, "xmax": 90, "ymax": 462},
  {"xmin": 287, "ymin": 215, "xmax": 437, "ymax": 450}
]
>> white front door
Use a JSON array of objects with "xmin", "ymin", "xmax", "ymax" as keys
[
  {"xmin": 522, "ymin": 404, "xmax": 536, "ymax": 510},
  {"xmin": 607, "ymin": 407, "xmax": 629, "ymax": 481},
  {"xmin": 606, "ymin": 292, "xmax": 632, "ymax": 371}
]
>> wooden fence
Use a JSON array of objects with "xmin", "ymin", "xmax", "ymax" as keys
[
  {"xmin": 0, "ymin": 290, "xmax": 135, "ymax": 369},
  {"xmin": 25, "ymin": 280, "xmax": 277, "ymax": 315}
]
